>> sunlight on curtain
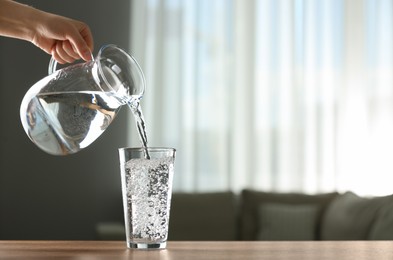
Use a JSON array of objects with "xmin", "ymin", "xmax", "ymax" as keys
[{"xmin": 129, "ymin": 0, "xmax": 393, "ymax": 196}]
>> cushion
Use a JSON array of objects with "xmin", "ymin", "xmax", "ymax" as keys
[
  {"xmin": 168, "ymin": 192, "xmax": 237, "ymax": 240},
  {"xmin": 321, "ymin": 192, "xmax": 393, "ymax": 240},
  {"xmin": 368, "ymin": 202, "xmax": 393, "ymax": 240},
  {"xmin": 240, "ymin": 189, "xmax": 339, "ymax": 240},
  {"xmin": 257, "ymin": 203, "xmax": 319, "ymax": 240}
]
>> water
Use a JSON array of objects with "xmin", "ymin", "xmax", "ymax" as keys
[
  {"xmin": 123, "ymin": 157, "xmax": 174, "ymax": 244},
  {"xmin": 127, "ymin": 101, "xmax": 150, "ymax": 159},
  {"xmin": 23, "ymin": 90, "xmax": 149, "ymax": 156}
]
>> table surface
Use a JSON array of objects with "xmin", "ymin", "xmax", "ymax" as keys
[{"xmin": 1, "ymin": 240, "xmax": 393, "ymax": 259}]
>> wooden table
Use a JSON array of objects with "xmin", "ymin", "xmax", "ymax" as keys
[{"xmin": 1, "ymin": 240, "xmax": 393, "ymax": 259}]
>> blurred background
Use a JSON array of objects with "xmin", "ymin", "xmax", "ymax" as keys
[
  {"xmin": 130, "ymin": 0, "xmax": 393, "ymax": 195},
  {"xmin": 1, "ymin": 0, "xmax": 393, "ymax": 239}
]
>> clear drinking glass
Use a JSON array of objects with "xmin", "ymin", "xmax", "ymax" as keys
[{"xmin": 118, "ymin": 147, "xmax": 176, "ymax": 249}]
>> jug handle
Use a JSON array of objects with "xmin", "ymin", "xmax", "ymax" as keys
[{"xmin": 48, "ymin": 54, "xmax": 95, "ymax": 75}]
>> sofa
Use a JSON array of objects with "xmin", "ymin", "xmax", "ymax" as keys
[{"xmin": 96, "ymin": 189, "xmax": 393, "ymax": 241}]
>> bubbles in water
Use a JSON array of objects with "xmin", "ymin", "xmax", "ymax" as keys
[{"xmin": 123, "ymin": 157, "xmax": 174, "ymax": 242}]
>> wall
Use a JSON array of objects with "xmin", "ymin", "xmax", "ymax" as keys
[{"xmin": 0, "ymin": 0, "xmax": 131, "ymax": 239}]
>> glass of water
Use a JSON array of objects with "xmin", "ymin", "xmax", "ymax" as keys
[{"xmin": 118, "ymin": 147, "xmax": 176, "ymax": 249}]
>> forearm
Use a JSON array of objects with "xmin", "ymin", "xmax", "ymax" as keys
[{"xmin": 0, "ymin": 0, "xmax": 44, "ymax": 42}]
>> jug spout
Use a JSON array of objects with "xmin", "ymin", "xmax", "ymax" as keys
[{"xmin": 94, "ymin": 45, "xmax": 145, "ymax": 102}]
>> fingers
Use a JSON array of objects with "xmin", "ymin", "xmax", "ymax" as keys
[
  {"xmin": 47, "ymin": 20, "xmax": 94, "ymax": 64},
  {"xmin": 62, "ymin": 41, "xmax": 80, "ymax": 60},
  {"xmin": 51, "ymin": 33, "xmax": 93, "ymax": 64},
  {"xmin": 68, "ymin": 24, "xmax": 94, "ymax": 62},
  {"xmin": 80, "ymin": 26, "xmax": 94, "ymax": 59},
  {"xmin": 51, "ymin": 45, "xmax": 66, "ymax": 64},
  {"xmin": 51, "ymin": 41, "xmax": 79, "ymax": 64}
]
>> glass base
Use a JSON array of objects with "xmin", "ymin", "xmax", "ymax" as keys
[{"xmin": 127, "ymin": 242, "xmax": 167, "ymax": 249}]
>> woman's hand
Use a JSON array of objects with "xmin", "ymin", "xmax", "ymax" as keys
[
  {"xmin": 31, "ymin": 13, "xmax": 94, "ymax": 64},
  {"xmin": 0, "ymin": 0, "xmax": 94, "ymax": 63}
]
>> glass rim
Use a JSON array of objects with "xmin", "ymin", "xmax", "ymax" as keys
[{"xmin": 118, "ymin": 147, "xmax": 176, "ymax": 153}]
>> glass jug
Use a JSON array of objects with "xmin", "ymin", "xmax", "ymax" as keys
[{"xmin": 20, "ymin": 44, "xmax": 145, "ymax": 156}]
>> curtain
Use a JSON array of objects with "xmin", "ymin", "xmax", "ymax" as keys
[{"xmin": 128, "ymin": 0, "xmax": 393, "ymax": 196}]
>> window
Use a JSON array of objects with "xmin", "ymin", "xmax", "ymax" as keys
[{"xmin": 129, "ymin": 0, "xmax": 393, "ymax": 196}]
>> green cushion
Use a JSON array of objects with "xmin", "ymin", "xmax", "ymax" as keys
[
  {"xmin": 257, "ymin": 203, "xmax": 319, "ymax": 240},
  {"xmin": 321, "ymin": 192, "xmax": 393, "ymax": 240},
  {"xmin": 368, "ymin": 203, "xmax": 393, "ymax": 240},
  {"xmin": 240, "ymin": 189, "xmax": 339, "ymax": 240}
]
